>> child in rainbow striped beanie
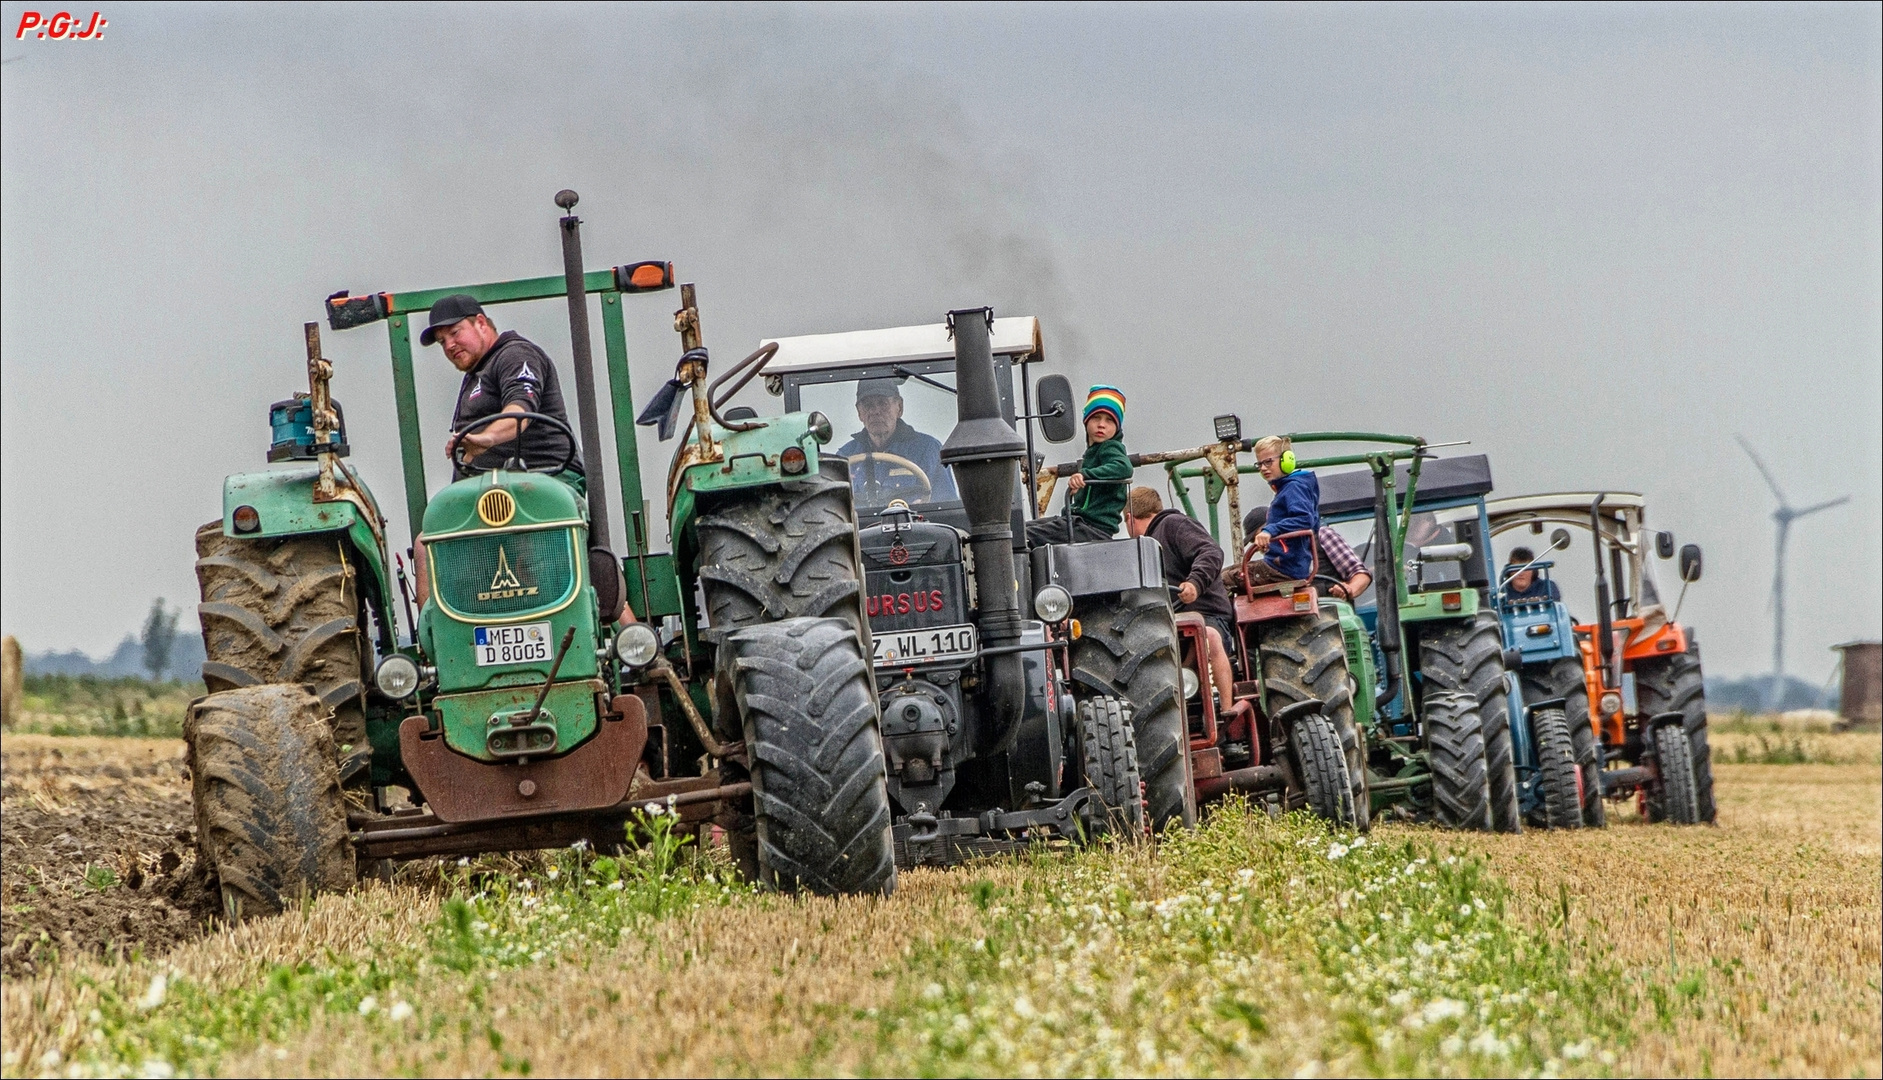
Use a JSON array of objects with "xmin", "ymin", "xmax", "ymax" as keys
[{"xmin": 1025, "ymin": 385, "xmax": 1135, "ymax": 545}]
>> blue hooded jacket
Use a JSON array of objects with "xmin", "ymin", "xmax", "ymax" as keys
[{"xmin": 1259, "ymin": 469, "xmax": 1321, "ymax": 580}]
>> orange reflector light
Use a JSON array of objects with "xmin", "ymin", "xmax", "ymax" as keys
[
  {"xmin": 1292, "ymin": 589, "xmax": 1314, "ymax": 613},
  {"xmin": 1441, "ymin": 591, "xmax": 1463, "ymax": 611},
  {"xmin": 616, "ymin": 260, "xmax": 675, "ymax": 293},
  {"xmin": 232, "ymin": 505, "xmax": 260, "ymax": 533},
  {"xmin": 1656, "ymin": 639, "xmax": 1676, "ymax": 651},
  {"xmin": 780, "ymin": 446, "xmax": 807, "ymax": 474},
  {"xmin": 1068, "ymin": 619, "xmax": 1082, "ymax": 640}
]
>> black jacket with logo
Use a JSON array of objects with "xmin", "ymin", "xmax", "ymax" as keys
[{"xmin": 450, "ymin": 332, "xmax": 584, "ymax": 480}]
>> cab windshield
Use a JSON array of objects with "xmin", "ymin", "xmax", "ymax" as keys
[{"xmin": 794, "ymin": 368, "xmax": 964, "ymax": 511}]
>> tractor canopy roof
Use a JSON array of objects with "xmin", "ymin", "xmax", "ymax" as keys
[
  {"xmin": 1485, "ymin": 492, "xmax": 1646, "ymax": 542},
  {"xmin": 1318, "ymin": 454, "xmax": 1493, "ymax": 521},
  {"xmin": 761, "ymin": 316, "xmax": 1043, "ymax": 375}
]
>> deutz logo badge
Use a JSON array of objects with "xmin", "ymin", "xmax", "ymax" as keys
[{"xmin": 479, "ymin": 546, "xmax": 539, "ymax": 601}]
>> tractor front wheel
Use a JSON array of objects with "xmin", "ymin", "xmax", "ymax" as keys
[
  {"xmin": 1525, "ymin": 658, "xmax": 1605, "ymax": 827},
  {"xmin": 1076, "ymin": 695, "xmax": 1145, "ymax": 838},
  {"xmin": 1648, "ymin": 722, "xmax": 1702, "ymax": 826},
  {"xmin": 1419, "ymin": 613, "xmax": 1521, "ymax": 833},
  {"xmin": 1424, "ymin": 690, "xmax": 1491, "ymax": 830},
  {"xmin": 1528, "ymin": 707, "xmax": 1584, "ymax": 830},
  {"xmin": 1257, "ymin": 609, "xmax": 1368, "ymax": 831},
  {"xmin": 1069, "ymin": 589, "xmax": 1194, "ymax": 833},
  {"xmin": 1290, "ymin": 711, "xmax": 1358, "ymax": 828},
  {"xmin": 1635, "ymin": 646, "xmax": 1715, "ymax": 824},
  {"xmin": 720, "ymin": 618, "xmax": 896, "ymax": 895},
  {"xmin": 187, "ymin": 685, "xmax": 354, "ymax": 920}
]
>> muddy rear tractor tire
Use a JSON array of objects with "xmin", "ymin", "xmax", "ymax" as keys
[
  {"xmin": 1424, "ymin": 690, "xmax": 1491, "ymax": 830},
  {"xmin": 1076, "ymin": 695, "xmax": 1146, "ymax": 838},
  {"xmin": 1635, "ymin": 646, "xmax": 1715, "ymax": 824},
  {"xmin": 695, "ymin": 463, "xmax": 871, "ymax": 646},
  {"xmin": 195, "ymin": 522, "xmax": 369, "ymax": 749},
  {"xmin": 1290, "ymin": 711, "xmax": 1358, "ymax": 828},
  {"xmin": 1528, "ymin": 707, "xmax": 1584, "ymax": 830},
  {"xmin": 1259, "ymin": 609, "xmax": 1368, "ymax": 831},
  {"xmin": 1419, "ymin": 613, "xmax": 1521, "ymax": 833},
  {"xmin": 186, "ymin": 684, "xmax": 354, "ymax": 920},
  {"xmin": 1069, "ymin": 588, "xmax": 1195, "ymax": 833},
  {"xmin": 720, "ymin": 618, "xmax": 896, "ymax": 895},
  {"xmin": 1648, "ymin": 721, "xmax": 1702, "ymax": 826},
  {"xmin": 1526, "ymin": 658, "xmax": 1606, "ymax": 828}
]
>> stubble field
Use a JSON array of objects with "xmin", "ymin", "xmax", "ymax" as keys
[{"xmin": 1, "ymin": 726, "xmax": 1877, "ymax": 1077}]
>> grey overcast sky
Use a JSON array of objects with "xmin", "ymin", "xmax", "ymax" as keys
[{"xmin": 2, "ymin": 2, "xmax": 1878, "ymax": 681}]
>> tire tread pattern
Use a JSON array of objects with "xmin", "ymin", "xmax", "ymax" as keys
[
  {"xmin": 1077, "ymin": 695, "xmax": 1145, "ymax": 837},
  {"xmin": 1070, "ymin": 589, "xmax": 1193, "ymax": 832},
  {"xmin": 1259, "ymin": 610, "xmax": 1368, "ymax": 830},
  {"xmin": 1529, "ymin": 707, "xmax": 1584, "ymax": 830},
  {"xmin": 1634, "ymin": 647, "xmax": 1716, "ymax": 823},
  {"xmin": 723, "ymin": 618, "xmax": 896, "ymax": 895},
  {"xmin": 1424, "ymin": 690, "xmax": 1490, "ymax": 830},
  {"xmin": 186, "ymin": 684, "xmax": 353, "ymax": 919},
  {"xmin": 1290, "ymin": 712, "xmax": 1356, "ymax": 827},
  {"xmin": 1420, "ymin": 613, "xmax": 1522, "ymax": 832}
]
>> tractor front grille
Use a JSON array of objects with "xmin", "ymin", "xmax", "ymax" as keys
[{"xmin": 430, "ymin": 526, "xmax": 579, "ymax": 621}]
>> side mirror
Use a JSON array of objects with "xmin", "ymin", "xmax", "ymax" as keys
[
  {"xmin": 1656, "ymin": 530, "xmax": 1676, "ymax": 559},
  {"xmin": 1678, "ymin": 543, "xmax": 1702, "ymax": 583},
  {"xmin": 1035, "ymin": 374, "xmax": 1078, "ymax": 444},
  {"xmin": 1550, "ymin": 528, "xmax": 1572, "ymax": 551}
]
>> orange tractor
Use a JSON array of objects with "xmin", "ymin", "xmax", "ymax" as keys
[{"xmin": 1487, "ymin": 493, "xmax": 1712, "ymax": 825}]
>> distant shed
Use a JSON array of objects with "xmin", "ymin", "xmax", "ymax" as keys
[{"xmin": 1832, "ymin": 640, "xmax": 1881, "ymax": 729}]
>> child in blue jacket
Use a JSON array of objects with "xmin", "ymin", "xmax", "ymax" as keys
[{"xmin": 1236, "ymin": 434, "xmax": 1321, "ymax": 587}]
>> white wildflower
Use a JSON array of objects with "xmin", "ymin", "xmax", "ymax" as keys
[
  {"xmin": 389, "ymin": 1000, "xmax": 415, "ymax": 1022},
  {"xmin": 1421, "ymin": 998, "xmax": 1467, "ymax": 1024},
  {"xmin": 1327, "ymin": 843, "xmax": 1350, "ymax": 860},
  {"xmin": 136, "ymin": 974, "xmax": 167, "ymax": 1011},
  {"xmin": 358, "ymin": 995, "xmax": 378, "ymax": 1016},
  {"xmin": 1561, "ymin": 1040, "xmax": 1591, "ymax": 1060},
  {"xmin": 1440, "ymin": 1035, "xmax": 1465, "ymax": 1056},
  {"xmin": 1469, "ymin": 1029, "xmax": 1510, "ymax": 1056},
  {"xmin": 1459, "ymin": 904, "xmax": 1473, "ymax": 917},
  {"xmin": 140, "ymin": 1058, "xmax": 177, "ymax": 1077},
  {"xmin": 644, "ymin": 802, "xmax": 665, "ymax": 816},
  {"xmin": 922, "ymin": 982, "xmax": 945, "ymax": 1000}
]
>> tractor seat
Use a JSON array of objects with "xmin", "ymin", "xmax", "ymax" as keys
[{"xmin": 1246, "ymin": 578, "xmax": 1310, "ymax": 597}]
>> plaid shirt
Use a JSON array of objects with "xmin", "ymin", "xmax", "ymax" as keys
[{"xmin": 1318, "ymin": 526, "xmax": 1367, "ymax": 580}]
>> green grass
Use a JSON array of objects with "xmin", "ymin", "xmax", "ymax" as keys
[
  {"xmin": 9, "ymin": 674, "xmax": 203, "ymax": 738},
  {"xmin": 13, "ymin": 806, "xmax": 1700, "ymax": 1077}
]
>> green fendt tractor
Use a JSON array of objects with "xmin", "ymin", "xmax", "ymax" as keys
[{"xmin": 189, "ymin": 193, "xmax": 894, "ymax": 917}]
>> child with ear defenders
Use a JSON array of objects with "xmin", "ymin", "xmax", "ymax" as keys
[{"xmin": 1225, "ymin": 434, "xmax": 1322, "ymax": 589}]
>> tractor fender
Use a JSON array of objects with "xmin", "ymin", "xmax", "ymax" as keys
[
  {"xmin": 1269, "ymin": 697, "xmax": 1327, "ymax": 736},
  {"xmin": 1646, "ymin": 710, "xmax": 1688, "ymax": 731},
  {"xmin": 220, "ymin": 467, "xmax": 390, "ymax": 611}
]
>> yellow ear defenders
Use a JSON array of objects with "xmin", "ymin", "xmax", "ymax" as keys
[{"xmin": 1279, "ymin": 449, "xmax": 1297, "ymax": 475}]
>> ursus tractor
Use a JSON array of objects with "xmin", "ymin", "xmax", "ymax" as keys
[
  {"xmin": 189, "ymin": 193, "xmax": 896, "ymax": 917},
  {"xmin": 752, "ymin": 311, "xmax": 1193, "ymax": 865},
  {"xmin": 1487, "ymin": 493, "xmax": 1712, "ymax": 825}
]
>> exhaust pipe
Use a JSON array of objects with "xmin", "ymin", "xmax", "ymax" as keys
[
  {"xmin": 940, "ymin": 308, "xmax": 1029, "ymax": 740},
  {"xmin": 1370, "ymin": 467, "xmax": 1403, "ymax": 712},
  {"xmin": 554, "ymin": 190, "xmax": 613, "ymax": 548}
]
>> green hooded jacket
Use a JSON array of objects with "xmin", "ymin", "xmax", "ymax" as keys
[{"xmin": 1072, "ymin": 435, "xmax": 1133, "ymax": 535}]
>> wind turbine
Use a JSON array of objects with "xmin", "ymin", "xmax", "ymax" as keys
[{"xmin": 1736, "ymin": 436, "xmax": 1849, "ymax": 711}]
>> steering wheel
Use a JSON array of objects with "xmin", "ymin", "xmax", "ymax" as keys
[
  {"xmin": 846, "ymin": 451, "xmax": 932, "ymax": 501},
  {"xmin": 1313, "ymin": 573, "xmax": 1350, "ymax": 599},
  {"xmin": 452, "ymin": 411, "xmax": 578, "ymax": 476}
]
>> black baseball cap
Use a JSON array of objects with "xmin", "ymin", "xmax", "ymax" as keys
[
  {"xmin": 856, "ymin": 377, "xmax": 903, "ymax": 402},
  {"xmin": 420, "ymin": 294, "xmax": 485, "ymax": 346},
  {"xmin": 1508, "ymin": 546, "xmax": 1535, "ymax": 564}
]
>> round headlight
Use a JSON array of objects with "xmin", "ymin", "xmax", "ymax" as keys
[
  {"xmin": 1598, "ymin": 691, "xmax": 1623, "ymax": 716},
  {"xmin": 614, "ymin": 623, "xmax": 660, "ymax": 668},
  {"xmin": 1181, "ymin": 666, "xmax": 1200, "ymax": 700},
  {"xmin": 375, "ymin": 654, "xmax": 421, "ymax": 700},
  {"xmin": 1034, "ymin": 584, "xmax": 1072, "ymax": 623}
]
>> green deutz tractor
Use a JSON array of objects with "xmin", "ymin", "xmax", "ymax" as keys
[{"xmin": 189, "ymin": 194, "xmax": 895, "ymax": 917}]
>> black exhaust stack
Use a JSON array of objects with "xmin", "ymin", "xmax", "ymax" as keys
[{"xmin": 940, "ymin": 308, "xmax": 1029, "ymax": 735}]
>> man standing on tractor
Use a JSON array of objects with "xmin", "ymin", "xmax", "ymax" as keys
[
  {"xmin": 424, "ymin": 293, "xmax": 632, "ymax": 625},
  {"xmin": 836, "ymin": 377, "xmax": 957, "ymax": 502},
  {"xmin": 1502, "ymin": 547, "xmax": 1562, "ymax": 604},
  {"xmin": 1026, "ymin": 386, "xmax": 1133, "ymax": 546},
  {"xmin": 425, "ymin": 294, "xmax": 586, "ymax": 486},
  {"xmin": 1126, "ymin": 487, "xmax": 1235, "ymax": 706}
]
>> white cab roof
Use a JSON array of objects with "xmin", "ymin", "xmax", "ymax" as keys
[
  {"xmin": 761, "ymin": 316, "xmax": 1043, "ymax": 375},
  {"xmin": 1486, "ymin": 492, "xmax": 1645, "ymax": 518}
]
